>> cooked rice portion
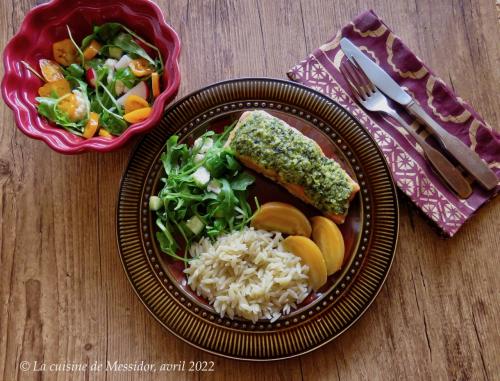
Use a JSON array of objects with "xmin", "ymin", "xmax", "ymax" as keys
[{"xmin": 184, "ymin": 227, "xmax": 310, "ymax": 323}]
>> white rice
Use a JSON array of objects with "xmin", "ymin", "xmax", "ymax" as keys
[{"xmin": 184, "ymin": 227, "xmax": 310, "ymax": 323}]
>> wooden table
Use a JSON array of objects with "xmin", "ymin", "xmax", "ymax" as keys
[{"xmin": 1, "ymin": 1, "xmax": 499, "ymax": 380}]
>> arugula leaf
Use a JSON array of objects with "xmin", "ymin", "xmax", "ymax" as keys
[
  {"xmin": 86, "ymin": 58, "xmax": 105, "ymax": 70},
  {"xmin": 204, "ymin": 151, "xmax": 226, "ymax": 177},
  {"xmin": 36, "ymin": 96, "xmax": 59, "ymax": 121},
  {"xmin": 112, "ymin": 33, "xmax": 155, "ymax": 65},
  {"xmin": 95, "ymin": 64, "xmax": 109, "ymax": 83},
  {"xmin": 161, "ymin": 135, "xmax": 188, "ymax": 175},
  {"xmin": 65, "ymin": 64, "xmax": 84, "ymax": 79},
  {"xmin": 100, "ymin": 111, "xmax": 128, "ymax": 135},
  {"xmin": 212, "ymin": 179, "xmax": 236, "ymax": 219},
  {"xmin": 114, "ymin": 67, "xmax": 137, "ymax": 89},
  {"xmin": 230, "ymin": 172, "xmax": 255, "ymax": 191},
  {"xmin": 155, "ymin": 219, "xmax": 189, "ymax": 261},
  {"xmin": 96, "ymin": 23, "xmax": 122, "ymax": 40},
  {"xmin": 81, "ymin": 22, "xmax": 123, "ymax": 49},
  {"xmin": 225, "ymin": 153, "xmax": 240, "ymax": 171},
  {"xmin": 120, "ymin": 24, "xmax": 164, "ymax": 72}
]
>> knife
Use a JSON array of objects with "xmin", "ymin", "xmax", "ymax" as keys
[{"xmin": 340, "ymin": 37, "xmax": 498, "ymax": 191}]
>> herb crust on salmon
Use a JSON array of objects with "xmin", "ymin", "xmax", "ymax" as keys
[{"xmin": 225, "ymin": 110, "xmax": 359, "ymax": 223}]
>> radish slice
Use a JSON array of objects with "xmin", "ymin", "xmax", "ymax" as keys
[
  {"xmin": 117, "ymin": 81, "xmax": 149, "ymax": 106},
  {"xmin": 115, "ymin": 54, "xmax": 133, "ymax": 69},
  {"xmin": 86, "ymin": 68, "xmax": 96, "ymax": 88}
]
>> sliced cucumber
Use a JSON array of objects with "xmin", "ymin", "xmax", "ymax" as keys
[
  {"xmin": 185, "ymin": 215, "xmax": 204, "ymax": 235},
  {"xmin": 193, "ymin": 137, "xmax": 213, "ymax": 153},
  {"xmin": 192, "ymin": 166, "xmax": 210, "ymax": 187},
  {"xmin": 207, "ymin": 179, "xmax": 221, "ymax": 194},
  {"xmin": 149, "ymin": 195, "xmax": 162, "ymax": 211},
  {"xmin": 109, "ymin": 47, "xmax": 123, "ymax": 59},
  {"xmin": 194, "ymin": 153, "xmax": 205, "ymax": 163}
]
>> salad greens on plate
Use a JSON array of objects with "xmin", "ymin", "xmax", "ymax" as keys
[
  {"xmin": 26, "ymin": 22, "xmax": 163, "ymax": 138},
  {"xmin": 150, "ymin": 126, "xmax": 258, "ymax": 261}
]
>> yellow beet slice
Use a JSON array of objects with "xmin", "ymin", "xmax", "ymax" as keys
[
  {"xmin": 38, "ymin": 78, "xmax": 71, "ymax": 98},
  {"xmin": 283, "ymin": 236, "xmax": 327, "ymax": 290},
  {"xmin": 57, "ymin": 94, "xmax": 80, "ymax": 121},
  {"xmin": 124, "ymin": 94, "xmax": 149, "ymax": 114},
  {"xmin": 83, "ymin": 40, "xmax": 102, "ymax": 61},
  {"xmin": 151, "ymin": 72, "xmax": 160, "ymax": 98},
  {"xmin": 52, "ymin": 39, "xmax": 78, "ymax": 66},
  {"xmin": 123, "ymin": 107, "xmax": 152, "ymax": 123},
  {"xmin": 251, "ymin": 202, "xmax": 312, "ymax": 237},
  {"xmin": 83, "ymin": 112, "xmax": 99, "ymax": 139},
  {"xmin": 98, "ymin": 128, "xmax": 112, "ymax": 138},
  {"xmin": 311, "ymin": 216, "xmax": 345, "ymax": 275}
]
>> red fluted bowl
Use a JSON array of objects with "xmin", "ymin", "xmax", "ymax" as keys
[{"xmin": 1, "ymin": 0, "xmax": 181, "ymax": 154}]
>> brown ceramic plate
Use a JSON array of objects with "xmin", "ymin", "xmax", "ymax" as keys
[{"xmin": 117, "ymin": 78, "xmax": 399, "ymax": 360}]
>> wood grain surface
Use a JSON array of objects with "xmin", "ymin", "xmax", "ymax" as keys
[{"xmin": 1, "ymin": 0, "xmax": 499, "ymax": 380}]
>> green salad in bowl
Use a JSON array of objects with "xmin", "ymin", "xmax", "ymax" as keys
[{"xmin": 26, "ymin": 22, "xmax": 163, "ymax": 139}]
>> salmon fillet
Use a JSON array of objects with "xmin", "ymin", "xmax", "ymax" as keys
[{"xmin": 225, "ymin": 110, "xmax": 359, "ymax": 224}]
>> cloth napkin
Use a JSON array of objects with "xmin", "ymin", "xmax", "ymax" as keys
[{"xmin": 287, "ymin": 10, "xmax": 499, "ymax": 237}]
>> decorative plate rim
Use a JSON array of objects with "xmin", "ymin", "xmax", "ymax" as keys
[{"xmin": 116, "ymin": 77, "xmax": 399, "ymax": 361}]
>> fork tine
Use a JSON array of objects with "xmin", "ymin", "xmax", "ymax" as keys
[
  {"xmin": 340, "ymin": 61, "xmax": 364, "ymax": 99},
  {"xmin": 350, "ymin": 57, "xmax": 376, "ymax": 93},
  {"xmin": 340, "ymin": 62, "xmax": 364, "ymax": 102},
  {"xmin": 342, "ymin": 60, "xmax": 369, "ymax": 99}
]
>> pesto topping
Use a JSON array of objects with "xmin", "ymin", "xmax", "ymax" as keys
[{"xmin": 230, "ymin": 111, "xmax": 355, "ymax": 215}]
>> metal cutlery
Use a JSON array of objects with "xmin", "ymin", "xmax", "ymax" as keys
[
  {"xmin": 340, "ymin": 37, "xmax": 498, "ymax": 191},
  {"xmin": 340, "ymin": 59, "xmax": 472, "ymax": 199}
]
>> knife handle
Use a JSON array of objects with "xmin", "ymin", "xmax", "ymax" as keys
[
  {"xmin": 407, "ymin": 102, "xmax": 498, "ymax": 190},
  {"xmin": 389, "ymin": 113, "xmax": 472, "ymax": 199}
]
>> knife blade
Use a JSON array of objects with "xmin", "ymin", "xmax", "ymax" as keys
[
  {"xmin": 340, "ymin": 38, "xmax": 413, "ymax": 105},
  {"xmin": 340, "ymin": 37, "xmax": 498, "ymax": 191}
]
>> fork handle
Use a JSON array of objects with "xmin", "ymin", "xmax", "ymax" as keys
[
  {"xmin": 407, "ymin": 102, "xmax": 498, "ymax": 190},
  {"xmin": 389, "ymin": 112, "xmax": 472, "ymax": 199}
]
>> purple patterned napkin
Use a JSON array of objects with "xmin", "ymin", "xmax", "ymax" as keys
[{"xmin": 287, "ymin": 10, "xmax": 499, "ymax": 237}]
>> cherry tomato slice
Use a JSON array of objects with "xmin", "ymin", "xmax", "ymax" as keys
[
  {"xmin": 129, "ymin": 58, "xmax": 153, "ymax": 77},
  {"xmin": 39, "ymin": 59, "xmax": 65, "ymax": 82}
]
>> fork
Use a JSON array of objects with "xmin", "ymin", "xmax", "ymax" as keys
[{"xmin": 340, "ymin": 59, "xmax": 472, "ymax": 199}]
